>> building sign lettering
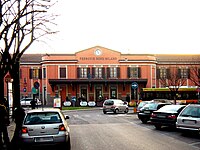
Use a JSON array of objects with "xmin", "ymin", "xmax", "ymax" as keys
[{"xmin": 80, "ymin": 57, "xmax": 117, "ymax": 61}]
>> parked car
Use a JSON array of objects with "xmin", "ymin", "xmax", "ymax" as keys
[
  {"xmin": 20, "ymin": 108, "xmax": 71, "ymax": 149},
  {"xmin": 137, "ymin": 100, "xmax": 154, "ymax": 113},
  {"xmin": 20, "ymin": 98, "xmax": 42, "ymax": 107},
  {"xmin": 103, "ymin": 99, "xmax": 129, "ymax": 114},
  {"xmin": 176, "ymin": 104, "xmax": 200, "ymax": 134},
  {"xmin": 138, "ymin": 102, "xmax": 171, "ymax": 123},
  {"xmin": 150, "ymin": 104, "xmax": 186, "ymax": 129}
]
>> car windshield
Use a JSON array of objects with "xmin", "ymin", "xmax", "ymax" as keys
[
  {"xmin": 104, "ymin": 100, "xmax": 114, "ymax": 105},
  {"xmin": 158, "ymin": 105, "xmax": 184, "ymax": 112},
  {"xmin": 143, "ymin": 103, "xmax": 158, "ymax": 109},
  {"xmin": 24, "ymin": 112, "xmax": 62, "ymax": 125},
  {"xmin": 180, "ymin": 106, "xmax": 200, "ymax": 118},
  {"xmin": 138, "ymin": 102, "xmax": 147, "ymax": 108}
]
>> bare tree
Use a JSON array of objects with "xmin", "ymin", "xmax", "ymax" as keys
[
  {"xmin": 1, "ymin": 0, "xmax": 57, "ymax": 103},
  {"xmin": 0, "ymin": 0, "xmax": 57, "ymax": 148},
  {"xmin": 189, "ymin": 65, "xmax": 200, "ymax": 87},
  {"xmin": 158, "ymin": 66, "xmax": 188, "ymax": 104}
]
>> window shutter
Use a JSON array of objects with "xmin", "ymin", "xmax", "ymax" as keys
[
  {"xmin": 20, "ymin": 69, "xmax": 22, "ymax": 79},
  {"xmin": 92, "ymin": 67, "xmax": 95, "ymax": 78},
  {"xmin": 127, "ymin": 67, "xmax": 130, "ymax": 78},
  {"xmin": 77, "ymin": 68, "xmax": 80, "ymax": 78},
  {"xmin": 39, "ymin": 69, "xmax": 42, "ymax": 79},
  {"xmin": 138, "ymin": 67, "xmax": 141, "ymax": 78},
  {"xmin": 87, "ymin": 68, "xmax": 90, "ymax": 78},
  {"xmin": 177, "ymin": 69, "xmax": 181, "ymax": 78},
  {"xmin": 102, "ymin": 67, "xmax": 105, "ymax": 79},
  {"xmin": 107, "ymin": 68, "xmax": 110, "ymax": 78},
  {"xmin": 198, "ymin": 68, "xmax": 200, "ymax": 78},
  {"xmin": 29, "ymin": 69, "xmax": 33, "ymax": 79},
  {"xmin": 187, "ymin": 69, "xmax": 190, "ymax": 79},
  {"xmin": 117, "ymin": 67, "xmax": 120, "ymax": 78},
  {"xmin": 167, "ymin": 68, "xmax": 171, "ymax": 79},
  {"xmin": 156, "ymin": 69, "xmax": 160, "ymax": 79}
]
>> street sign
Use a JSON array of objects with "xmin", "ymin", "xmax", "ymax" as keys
[
  {"xmin": 23, "ymin": 87, "xmax": 27, "ymax": 92},
  {"xmin": 34, "ymin": 81, "xmax": 40, "ymax": 89},
  {"xmin": 131, "ymin": 82, "xmax": 138, "ymax": 89},
  {"xmin": 32, "ymin": 87, "xmax": 37, "ymax": 94}
]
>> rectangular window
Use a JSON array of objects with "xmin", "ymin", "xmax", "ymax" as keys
[
  {"xmin": 60, "ymin": 67, "xmax": 66, "ymax": 78},
  {"xmin": 80, "ymin": 68, "xmax": 88, "ymax": 78},
  {"xmin": 30, "ymin": 68, "xmax": 42, "ymax": 79},
  {"xmin": 128, "ymin": 67, "xmax": 141, "ymax": 78},
  {"xmin": 180, "ymin": 68, "xmax": 189, "ymax": 78},
  {"xmin": 110, "ymin": 67, "xmax": 117, "ymax": 78},
  {"xmin": 160, "ymin": 68, "xmax": 167, "ymax": 79},
  {"xmin": 43, "ymin": 68, "xmax": 46, "ymax": 79},
  {"xmin": 130, "ymin": 67, "xmax": 138, "ymax": 78},
  {"xmin": 95, "ymin": 68, "xmax": 102, "ymax": 78}
]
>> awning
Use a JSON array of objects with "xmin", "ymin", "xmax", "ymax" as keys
[{"xmin": 49, "ymin": 78, "xmax": 148, "ymax": 85}]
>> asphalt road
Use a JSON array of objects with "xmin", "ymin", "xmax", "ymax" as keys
[
  {"xmin": 63, "ymin": 108, "xmax": 200, "ymax": 150},
  {"xmin": 7, "ymin": 107, "xmax": 200, "ymax": 150}
]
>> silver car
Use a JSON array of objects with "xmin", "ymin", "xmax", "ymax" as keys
[
  {"xmin": 176, "ymin": 104, "xmax": 200, "ymax": 133},
  {"xmin": 103, "ymin": 99, "xmax": 129, "ymax": 114},
  {"xmin": 20, "ymin": 108, "xmax": 71, "ymax": 149},
  {"xmin": 20, "ymin": 98, "xmax": 42, "ymax": 107}
]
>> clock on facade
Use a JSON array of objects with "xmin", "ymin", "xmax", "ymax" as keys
[{"xmin": 94, "ymin": 49, "xmax": 102, "ymax": 56}]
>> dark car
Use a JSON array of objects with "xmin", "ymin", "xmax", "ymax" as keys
[
  {"xmin": 138, "ymin": 102, "xmax": 171, "ymax": 123},
  {"xmin": 150, "ymin": 104, "xmax": 186, "ymax": 129},
  {"xmin": 137, "ymin": 101, "xmax": 154, "ymax": 113}
]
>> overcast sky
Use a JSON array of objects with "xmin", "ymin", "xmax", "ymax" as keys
[{"xmin": 26, "ymin": 0, "xmax": 200, "ymax": 54}]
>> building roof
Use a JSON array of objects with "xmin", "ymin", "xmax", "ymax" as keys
[
  {"xmin": 155, "ymin": 54, "xmax": 200, "ymax": 64},
  {"xmin": 19, "ymin": 51, "xmax": 200, "ymax": 64}
]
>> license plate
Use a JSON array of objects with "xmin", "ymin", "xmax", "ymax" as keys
[
  {"xmin": 184, "ymin": 120, "xmax": 195, "ymax": 124},
  {"xmin": 157, "ymin": 115, "xmax": 166, "ymax": 118},
  {"xmin": 144, "ymin": 111, "xmax": 150, "ymax": 113},
  {"xmin": 35, "ymin": 137, "xmax": 53, "ymax": 142}
]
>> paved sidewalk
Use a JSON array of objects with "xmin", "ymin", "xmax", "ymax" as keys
[{"xmin": 7, "ymin": 121, "xmax": 15, "ymax": 140}]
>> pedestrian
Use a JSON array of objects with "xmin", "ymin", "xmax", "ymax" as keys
[
  {"xmin": 126, "ymin": 94, "xmax": 130, "ymax": 106},
  {"xmin": 11, "ymin": 106, "xmax": 25, "ymax": 150},
  {"xmin": 0, "ymin": 98, "xmax": 10, "ymax": 149},
  {"xmin": 30, "ymin": 99, "xmax": 36, "ymax": 109}
]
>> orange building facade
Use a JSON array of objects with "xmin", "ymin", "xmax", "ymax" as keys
[{"xmin": 4, "ymin": 46, "xmax": 200, "ymax": 106}]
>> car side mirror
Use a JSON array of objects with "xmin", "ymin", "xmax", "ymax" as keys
[{"xmin": 65, "ymin": 115, "xmax": 70, "ymax": 119}]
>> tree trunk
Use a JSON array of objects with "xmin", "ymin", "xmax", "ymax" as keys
[
  {"xmin": 0, "ymin": 73, "xmax": 5, "ymax": 100},
  {"xmin": 11, "ymin": 61, "xmax": 20, "ymax": 109},
  {"xmin": 10, "ymin": 61, "xmax": 21, "ymax": 149}
]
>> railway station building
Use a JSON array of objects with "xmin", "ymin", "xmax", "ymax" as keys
[{"xmin": 4, "ymin": 46, "xmax": 200, "ymax": 106}]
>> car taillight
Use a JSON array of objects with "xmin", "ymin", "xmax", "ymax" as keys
[
  {"xmin": 59, "ymin": 124, "xmax": 66, "ymax": 131},
  {"xmin": 167, "ymin": 115, "xmax": 176, "ymax": 119},
  {"xmin": 151, "ymin": 113, "xmax": 156, "ymax": 118},
  {"xmin": 21, "ymin": 127, "xmax": 28, "ymax": 134},
  {"xmin": 111, "ymin": 105, "xmax": 116, "ymax": 108}
]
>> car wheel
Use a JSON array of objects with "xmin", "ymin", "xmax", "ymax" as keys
[
  {"xmin": 103, "ymin": 111, "xmax": 107, "ymax": 114},
  {"xmin": 61, "ymin": 136, "xmax": 71, "ymax": 150},
  {"xmin": 155, "ymin": 125, "xmax": 161, "ymax": 130},
  {"xmin": 114, "ymin": 109, "xmax": 119, "ymax": 114},
  {"xmin": 66, "ymin": 136, "xmax": 71, "ymax": 150},
  {"xmin": 124, "ymin": 108, "xmax": 129, "ymax": 113},
  {"xmin": 141, "ymin": 118, "xmax": 148, "ymax": 124}
]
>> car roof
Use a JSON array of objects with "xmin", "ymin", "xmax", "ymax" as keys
[
  {"xmin": 105, "ymin": 99, "xmax": 122, "ymax": 101},
  {"xmin": 26, "ymin": 108, "xmax": 61, "ymax": 113},
  {"xmin": 186, "ymin": 104, "xmax": 200, "ymax": 107}
]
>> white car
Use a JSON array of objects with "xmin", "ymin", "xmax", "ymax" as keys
[
  {"xmin": 20, "ymin": 98, "xmax": 42, "ymax": 107},
  {"xmin": 20, "ymin": 108, "xmax": 71, "ymax": 149},
  {"xmin": 103, "ymin": 99, "xmax": 129, "ymax": 114},
  {"xmin": 176, "ymin": 104, "xmax": 200, "ymax": 133}
]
